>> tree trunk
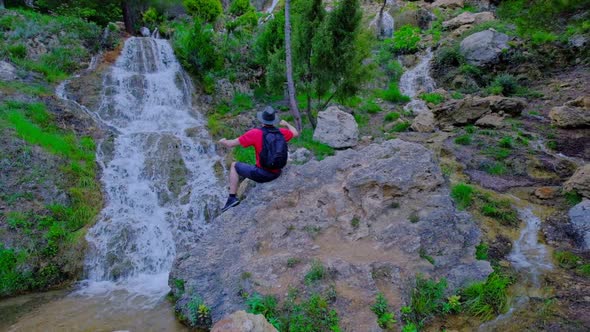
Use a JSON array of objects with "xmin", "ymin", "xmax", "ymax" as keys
[
  {"xmin": 122, "ymin": 1, "xmax": 134, "ymax": 34},
  {"xmin": 378, "ymin": 0, "xmax": 387, "ymax": 38},
  {"xmin": 284, "ymin": 0, "xmax": 303, "ymax": 131}
]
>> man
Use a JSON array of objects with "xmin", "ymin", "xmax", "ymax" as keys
[{"xmin": 218, "ymin": 106, "xmax": 299, "ymax": 212}]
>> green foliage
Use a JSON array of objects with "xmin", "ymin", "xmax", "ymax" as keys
[
  {"xmin": 384, "ymin": 112, "xmax": 400, "ymax": 122},
  {"xmin": 578, "ymin": 264, "xmax": 590, "ymax": 277},
  {"xmin": 479, "ymin": 195, "xmax": 519, "ymax": 226},
  {"xmin": 233, "ymin": 146, "xmax": 256, "ymax": 165},
  {"xmin": 419, "ymin": 247, "xmax": 435, "ymax": 265},
  {"xmin": 475, "ymin": 242, "xmax": 489, "ymax": 260},
  {"xmin": 361, "ymin": 100, "xmax": 382, "ymax": 114},
  {"xmin": 0, "ymin": 80, "xmax": 50, "ymax": 97},
  {"xmin": 380, "ymin": 83, "xmax": 410, "ymax": 103},
  {"xmin": 454, "ymin": 134, "xmax": 472, "ymax": 145},
  {"xmin": 305, "ymin": 260, "xmax": 326, "ymax": 284},
  {"xmin": 0, "ymin": 243, "xmax": 31, "ymax": 297},
  {"xmin": 402, "ymin": 275, "xmax": 447, "ymax": 327},
  {"xmin": 498, "ymin": 136, "xmax": 513, "ymax": 149},
  {"xmin": 434, "ymin": 45, "xmax": 464, "ymax": 68},
  {"xmin": 287, "ymin": 257, "xmax": 301, "ymax": 268},
  {"xmin": 8, "ymin": 43, "xmax": 26, "ymax": 58},
  {"xmin": 402, "ymin": 323, "xmax": 418, "ymax": 332},
  {"xmin": 451, "ymin": 183, "xmax": 474, "ymax": 210},
  {"xmin": 483, "ymin": 162, "xmax": 508, "ymax": 176},
  {"xmin": 451, "ymin": 91, "xmax": 464, "ymax": 99},
  {"xmin": 531, "ymin": 31, "xmax": 558, "ymax": 45},
  {"xmin": 554, "ymin": 250, "xmax": 581, "ymax": 269},
  {"xmin": 390, "ymin": 25, "xmax": 421, "ymax": 54},
  {"xmin": 183, "ymin": 0, "xmax": 222, "ymax": 22},
  {"xmin": 564, "ymin": 191, "xmax": 582, "ymax": 206},
  {"xmin": 391, "ymin": 121, "xmax": 411, "ymax": 132},
  {"xmin": 186, "ymin": 295, "xmax": 212, "ymax": 328},
  {"xmin": 483, "ymin": 147, "xmax": 511, "ymax": 161},
  {"xmin": 33, "ymin": 0, "xmax": 122, "ymax": 26},
  {"xmin": 247, "ymin": 293, "xmax": 280, "ymax": 321},
  {"xmin": 142, "ymin": 7, "xmax": 161, "ymax": 29},
  {"xmin": 461, "ymin": 271, "xmax": 511, "ymax": 321},
  {"xmin": 420, "ymin": 93, "xmax": 445, "ymax": 105},
  {"xmin": 229, "ymin": 0, "xmax": 253, "ymax": 16},
  {"xmin": 488, "ymin": 74, "xmax": 521, "ymax": 97},
  {"xmin": 171, "ymin": 19, "xmax": 221, "ymax": 79},
  {"xmin": 291, "ymin": 128, "xmax": 334, "ymax": 160},
  {"xmin": 371, "ymin": 293, "xmax": 396, "ymax": 329}
]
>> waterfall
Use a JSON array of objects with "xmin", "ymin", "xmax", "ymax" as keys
[
  {"xmin": 399, "ymin": 48, "xmax": 436, "ymax": 114},
  {"xmin": 78, "ymin": 37, "xmax": 224, "ymax": 303},
  {"xmin": 266, "ymin": 0, "xmax": 279, "ymax": 14}
]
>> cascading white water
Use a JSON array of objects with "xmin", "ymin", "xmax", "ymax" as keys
[
  {"xmin": 399, "ymin": 48, "xmax": 436, "ymax": 114},
  {"xmin": 79, "ymin": 37, "xmax": 224, "ymax": 303},
  {"xmin": 266, "ymin": 0, "xmax": 279, "ymax": 14}
]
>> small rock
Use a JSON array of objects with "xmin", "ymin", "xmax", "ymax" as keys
[
  {"xmin": 460, "ymin": 29, "xmax": 510, "ymax": 66},
  {"xmin": 432, "ymin": 0, "xmax": 464, "ymax": 9},
  {"xmin": 564, "ymin": 164, "xmax": 590, "ymax": 199},
  {"xmin": 568, "ymin": 199, "xmax": 590, "ymax": 250},
  {"xmin": 569, "ymin": 35, "xmax": 588, "ymax": 48},
  {"xmin": 237, "ymin": 179, "xmax": 255, "ymax": 198},
  {"xmin": 549, "ymin": 97, "xmax": 590, "ymax": 128},
  {"xmin": 313, "ymin": 105, "xmax": 359, "ymax": 148},
  {"xmin": 360, "ymin": 135, "xmax": 373, "ymax": 144},
  {"xmin": 433, "ymin": 95, "xmax": 525, "ymax": 126},
  {"xmin": 140, "ymin": 27, "xmax": 150, "ymax": 37},
  {"xmin": 534, "ymin": 187, "xmax": 558, "ymax": 200},
  {"xmin": 411, "ymin": 111, "xmax": 436, "ymax": 132},
  {"xmin": 443, "ymin": 11, "xmax": 495, "ymax": 30},
  {"xmin": 289, "ymin": 148, "xmax": 311, "ymax": 164},
  {"xmin": 0, "ymin": 61, "xmax": 17, "ymax": 81},
  {"xmin": 475, "ymin": 113, "xmax": 505, "ymax": 128},
  {"xmin": 211, "ymin": 311, "xmax": 278, "ymax": 332}
]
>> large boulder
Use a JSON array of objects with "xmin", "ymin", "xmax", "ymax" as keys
[
  {"xmin": 0, "ymin": 61, "xmax": 17, "ymax": 81},
  {"xmin": 431, "ymin": 0, "xmax": 464, "ymax": 9},
  {"xmin": 433, "ymin": 95, "xmax": 525, "ymax": 127},
  {"xmin": 549, "ymin": 96, "xmax": 590, "ymax": 128},
  {"xmin": 313, "ymin": 105, "xmax": 359, "ymax": 148},
  {"xmin": 170, "ymin": 139, "xmax": 492, "ymax": 331},
  {"xmin": 569, "ymin": 200, "xmax": 590, "ymax": 250},
  {"xmin": 443, "ymin": 11, "xmax": 495, "ymax": 30},
  {"xmin": 460, "ymin": 29, "xmax": 510, "ymax": 66},
  {"xmin": 564, "ymin": 164, "xmax": 590, "ymax": 199},
  {"xmin": 211, "ymin": 311, "xmax": 278, "ymax": 332}
]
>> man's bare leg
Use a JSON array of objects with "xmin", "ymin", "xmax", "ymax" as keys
[{"xmin": 229, "ymin": 162, "xmax": 239, "ymax": 195}]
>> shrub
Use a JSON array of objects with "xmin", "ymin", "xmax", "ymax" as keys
[
  {"xmin": 229, "ymin": 0, "xmax": 254, "ymax": 16},
  {"xmin": 231, "ymin": 93, "xmax": 254, "ymax": 113},
  {"xmin": 402, "ymin": 275, "xmax": 447, "ymax": 326},
  {"xmin": 384, "ymin": 112, "xmax": 400, "ymax": 122},
  {"xmin": 305, "ymin": 260, "xmax": 326, "ymax": 284},
  {"xmin": 531, "ymin": 31, "xmax": 558, "ymax": 45},
  {"xmin": 434, "ymin": 45, "xmax": 464, "ymax": 68},
  {"xmin": 361, "ymin": 100, "xmax": 382, "ymax": 114},
  {"xmin": 8, "ymin": 43, "xmax": 26, "ymax": 59},
  {"xmin": 371, "ymin": 293, "xmax": 396, "ymax": 329},
  {"xmin": 391, "ymin": 25, "xmax": 421, "ymax": 54},
  {"xmin": 475, "ymin": 242, "xmax": 489, "ymax": 260},
  {"xmin": 171, "ymin": 19, "xmax": 222, "ymax": 78},
  {"xmin": 183, "ymin": 0, "xmax": 223, "ymax": 22},
  {"xmin": 564, "ymin": 191, "xmax": 582, "ymax": 206},
  {"xmin": 380, "ymin": 83, "xmax": 411, "ymax": 103},
  {"xmin": 454, "ymin": 134, "xmax": 472, "ymax": 145},
  {"xmin": 420, "ymin": 93, "xmax": 445, "ymax": 105},
  {"xmin": 451, "ymin": 183, "xmax": 474, "ymax": 210},
  {"xmin": 287, "ymin": 294, "xmax": 340, "ymax": 332},
  {"xmin": 498, "ymin": 136, "xmax": 513, "ymax": 149},
  {"xmin": 461, "ymin": 272, "xmax": 511, "ymax": 321},
  {"xmin": 488, "ymin": 74, "xmax": 520, "ymax": 96},
  {"xmin": 142, "ymin": 7, "xmax": 161, "ymax": 29}
]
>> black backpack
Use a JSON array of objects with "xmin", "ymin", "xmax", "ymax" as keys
[{"xmin": 259, "ymin": 126, "xmax": 288, "ymax": 170}]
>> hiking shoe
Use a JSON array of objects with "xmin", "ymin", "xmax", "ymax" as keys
[{"xmin": 221, "ymin": 196, "xmax": 240, "ymax": 213}]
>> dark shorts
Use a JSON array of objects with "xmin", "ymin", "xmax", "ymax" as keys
[{"xmin": 235, "ymin": 162, "xmax": 281, "ymax": 183}]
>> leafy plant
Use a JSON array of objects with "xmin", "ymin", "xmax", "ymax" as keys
[
  {"xmin": 380, "ymin": 83, "xmax": 411, "ymax": 103},
  {"xmin": 390, "ymin": 25, "xmax": 421, "ymax": 54},
  {"xmin": 475, "ymin": 242, "xmax": 489, "ymax": 260},
  {"xmin": 371, "ymin": 293, "xmax": 396, "ymax": 329},
  {"xmin": 183, "ymin": 0, "xmax": 223, "ymax": 22},
  {"xmin": 305, "ymin": 260, "xmax": 326, "ymax": 284}
]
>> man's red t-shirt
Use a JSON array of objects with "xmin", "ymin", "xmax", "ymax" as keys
[{"xmin": 238, "ymin": 127, "xmax": 294, "ymax": 173}]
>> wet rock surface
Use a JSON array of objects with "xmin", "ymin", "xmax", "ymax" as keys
[
  {"xmin": 171, "ymin": 139, "xmax": 492, "ymax": 330},
  {"xmin": 569, "ymin": 199, "xmax": 590, "ymax": 250},
  {"xmin": 211, "ymin": 311, "xmax": 278, "ymax": 332}
]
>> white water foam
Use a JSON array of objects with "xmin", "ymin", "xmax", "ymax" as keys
[
  {"xmin": 78, "ymin": 37, "xmax": 224, "ymax": 304},
  {"xmin": 399, "ymin": 48, "xmax": 436, "ymax": 114}
]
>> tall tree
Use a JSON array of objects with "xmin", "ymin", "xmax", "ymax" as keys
[
  {"xmin": 284, "ymin": 0, "xmax": 302, "ymax": 131},
  {"xmin": 293, "ymin": 0, "xmax": 324, "ymax": 128}
]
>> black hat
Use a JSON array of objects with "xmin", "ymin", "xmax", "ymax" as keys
[{"xmin": 257, "ymin": 106, "xmax": 280, "ymax": 126}]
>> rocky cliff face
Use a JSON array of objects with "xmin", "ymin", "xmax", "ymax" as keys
[{"xmin": 170, "ymin": 139, "xmax": 491, "ymax": 330}]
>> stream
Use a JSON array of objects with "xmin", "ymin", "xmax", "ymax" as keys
[{"xmin": 4, "ymin": 36, "xmax": 223, "ymax": 331}]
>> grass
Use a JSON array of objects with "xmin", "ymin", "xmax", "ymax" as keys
[
  {"xmin": 475, "ymin": 242, "xmax": 489, "ymax": 260},
  {"xmin": 451, "ymin": 183, "xmax": 474, "ymax": 210},
  {"xmin": 420, "ymin": 93, "xmax": 445, "ymax": 105},
  {"xmin": 419, "ymin": 248, "xmax": 435, "ymax": 265},
  {"xmin": 291, "ymin": 128, "xmax": 334, "ymax": 161},
  {"xmin": 371, "ymin": 293, "xmax": 396, "ymax": 329},
  {"xmin": 287, "ymin": 257, "xmax": 301, "ymax": 268},
  {"xmin": 480, "ymin": 197, "xmax": 519, "ymax": 227},
  {"xmin": 384, "ymin": 112, "xmax": 400, "ymax": 122},
  {"xmin": 233, "ymin": 145, "xmax": 256, "ymax": 165},
  {"xmin": 454, "ymin": 134, "xmax": 472, "ymax": 145},
  {"xmin": 231, "ymin": 93, "xmax": 254, "ymax": 113},
  {"xmin": 461, "ymin": 271, "xmax": 512, "ymax": 321},
  {"xmin": 483, "ymin": 147, "xmax": 511, "ymax": 161},
  {"xmin": 483, "ymin": 162, "xmax": 508, "ymax": 175},
  {"xmin": 401, "ymin": 275, "xmax": 447, "ymax": 327},
  {"xmin": 379, "ymin": 83, "xmax": 411, "ymax": 103},
  {"xmin": 0, "ymin": 101, "xmax": 101, "ymax": 296},
  {"xmin": 305, "ymin": 260, "xmax": 326, "ymax": 285},
  {"xmin": 554, "ymin": 250, "xmax": 581, "ymax": 269},
  {"xmin": 361, "ymin": 99, "xmax": 382, "ymax": 114},
  {"xmin": 498, "ymin": 136, "xmax": 513, "ymax": 149},
  {"xmin": 0, "ymin": 80, "xmax": 51, "ymax": 97},
  {"xmin": 391, "ymin": 121, "xmax": 411, "ymax": 132}
]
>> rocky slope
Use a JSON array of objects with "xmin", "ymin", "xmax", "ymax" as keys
[{"xmin": 170, "ymin": 139, "xmax": 492, "ymax": 330}]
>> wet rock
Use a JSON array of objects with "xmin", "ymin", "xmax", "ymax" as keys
[
  {"xmin": 411, "ymin": 110, "xmax": 436, "ymax": 132},
  {"xmin": 443, "ymin": 11, "xmax": 495, "ymax": 30},
  {"xmin": 0, "ymin": 61, "xmax": 17, "ymax": 81},
  {"xmin": 211, "ymin": 311, "xmax": 278, "ymax": 332},
  {"xmin": 475, "ymin": 113, "xmax": 505, "ymax": 128},
  {"xmin": 460, "ymin": 29, "xmax": 510, "ymax": 66},
  {"xmin": 549, "ymin": 96, "xmax": 590, "ymax": 128},
  {"xmin": 569, "ymin": 35, "xmax": 588, "ymax": 49},
  {"xmin": 534, "ymin": 187, "xmax": 558, "ymax": 200},
  {"xmin": 433, "ymin": 95, "xmax": 525, "ymax": 127},
  {"xmin": 170, "ymin": 139, "xmax": 492, "ymax": 330},
  {"xmin": 564, "ymin": 164, "xmax": 590, "ymax": 198},
  {"xmin": 431, "ymin": 0, "xmax": 464, "ymax": 9},
  {"xmin": 569, "ymin": 200, "xmax": 590, "ymax": 250},
  {"xmin": 140, "ymin": 27, "xmax": 150, "ymax": 37},
  {"xmin": 313, "ymin": 105, "xmax": 359, "ymax": 148}
]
